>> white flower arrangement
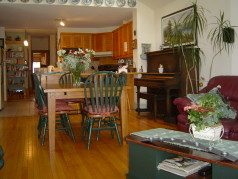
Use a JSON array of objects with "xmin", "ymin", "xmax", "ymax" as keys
[{"xmin": 57, "ymin": 48, "xmax": 95, "ymax": 73}]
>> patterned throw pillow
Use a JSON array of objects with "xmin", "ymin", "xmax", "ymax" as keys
[{"xmin": 186, "ymin": 85, "xmax": 237, "ymax": 119}]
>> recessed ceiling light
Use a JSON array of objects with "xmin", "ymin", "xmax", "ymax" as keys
[
  {"xmin": 55, "ymin": 18, "xmax": 66, "ymax": 26},
  {"xmin": 60, "ymin": 20, "xmax": 65, "ymax": 26}
]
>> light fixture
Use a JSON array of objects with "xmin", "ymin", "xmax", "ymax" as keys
[
  {"xmin": 55, "ymin": 18, "xmax": 66, "ymax": 27},
  {"xmin": 24, "ymin": 30, "xmax": 28, "ymax": 46},
  {"xmin": 60, "ymin": 19, "xmax": 65, "ymax": 26}
]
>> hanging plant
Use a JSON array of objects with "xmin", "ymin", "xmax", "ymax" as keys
[
  {"xmin": 223, "ymin": 27, "xmax": 235, "ymax": 43},
  {"xmin": 208, "ymin": 11, "xmax": 237, "ymax": 78}
]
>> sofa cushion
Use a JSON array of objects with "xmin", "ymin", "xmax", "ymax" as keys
[
  {"xmin": 200, "ymin": 76, "xmax": 238, "ymax": 101},
  {"xmin": 186, "ymin": 86, "xmax": 237, "ymax": 119}
]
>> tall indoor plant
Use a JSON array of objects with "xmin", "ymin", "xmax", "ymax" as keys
[
  {"xmin": 165, "ymin": 0, "xmax": 207, "ymax": 94},
  {"xmin": 208, "ymin": 11, "xmax": 237, "ymax": 78}
]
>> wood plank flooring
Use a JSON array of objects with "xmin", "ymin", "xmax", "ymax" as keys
[{"xmin": 0, "ymin": 103, "xmax": 177, "ymax": 179}]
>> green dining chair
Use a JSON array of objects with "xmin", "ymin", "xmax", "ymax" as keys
[
  {"xmin": 82, "ymin": 71, "xmax": 124, "ymax": 149},
  {"xmin": 32, "ymin": 74, "xmax": 76, "ymax": 145},
  {"xmin": 0, "ymin": 146, "xmax": 4, "ymax": 169},
  {"xmin": 59, "ymin": 72, "xmax": 86, "ymax": 125}
]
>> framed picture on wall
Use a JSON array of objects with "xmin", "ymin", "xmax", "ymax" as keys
[
  {"xmin": 161, "ymin": 6, "xmax": 197, "ymax": 48},
  {"xmin": 0, "ymin": 38, "xmax": 4, "ymax": 49}
]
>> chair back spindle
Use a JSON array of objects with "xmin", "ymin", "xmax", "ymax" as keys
[{"xmin": 84, "ymin": 71, "xmax": 123, "ymax": 115}]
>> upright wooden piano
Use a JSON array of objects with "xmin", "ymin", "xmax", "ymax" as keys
[{"xmin": 134, "ymin": 49, "xmax": 198, "ymax": 122}]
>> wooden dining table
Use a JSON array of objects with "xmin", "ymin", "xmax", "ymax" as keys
[{"xmin": 42, "ymin": 82, "xmax": 129, "ymax": 152}]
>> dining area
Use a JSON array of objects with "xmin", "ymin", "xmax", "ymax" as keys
[
  {"xmin": 0, "ymin": 70, "xmax": 177, "ymax": 178},
  {"xmin": 34, "ymin": 70, "xmax": 129, "ymax": 152}
]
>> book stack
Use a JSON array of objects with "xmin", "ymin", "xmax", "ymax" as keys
[{"xmin": 157, "ymin": 156, "xmax": 210, "ymax": 177}]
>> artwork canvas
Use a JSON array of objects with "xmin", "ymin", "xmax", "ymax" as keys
[{"xmin": 161, "ymin": 6, "xmax": 196, "ymax": 47}]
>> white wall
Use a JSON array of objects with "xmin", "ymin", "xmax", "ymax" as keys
[
  {"xmin": 50, "ymin": 34, "xmax": 57, "ymax": 66},
  {"xmin": 31, "ymin": 36, "xmax": 49, "ymax": 50},
  {"xmin": 154, "ymin": 0, "xmax": 236, "ymax": 83},
  {"xmin": 135, "ymin": 1, "xmax": 156, "ymax": 72},
  {"xmin": 134, "ymin": 1, "xmax": 157, "ymax": 108},
  {"xmin": 230, "ymin": 0, "xmax": 238, "ymax": 76}
]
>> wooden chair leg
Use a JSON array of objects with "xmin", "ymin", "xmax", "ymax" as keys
[
  {"xmin": 96, "ymin": 118, "xmax": 102, "ymax": 141},
  {"xmin": 87, "ymin": 119, "xmax": 93, "ymax": 150},
  {"xmin": 60, "ymin": 114, "xmax": 69, "ymax": 136},
  {"xmin": 38, "ymin": 116, "xmax": 44, "ymax": 139},
  {"xmin": 64, "ymin": 113, "xmax": 76, "ymax": 143},
  {"xmin": 113, "ymin": 116, "xmax": 122, "ymax": 147},
  {"xmin": 41, "ymin": 117, "xmax": 48, "ymax": 146},
  {"xmin": 82, "ymin": 118, "xmax": 89, "ymax": 141}
]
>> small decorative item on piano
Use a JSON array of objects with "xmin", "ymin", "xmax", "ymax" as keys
[{"xmin": 158, "ymin": 64, "xmax": 164, "ymax": 73}]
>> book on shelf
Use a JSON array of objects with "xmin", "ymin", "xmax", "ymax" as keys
[{"xmin": 157, "ymin": 156, "xmax": 210, "ymax": 177}]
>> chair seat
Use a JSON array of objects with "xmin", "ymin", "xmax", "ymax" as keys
[
  {"xmin": 84, "ymin": 106, "xmax": 119, "ymax": 116},
  {"xmin": 57, "ymin": 98, "xmax": 85, "ymax": 103},
  {"xmin": 37, "ymin": 103, "xmax": 73, "ymax": 113}
]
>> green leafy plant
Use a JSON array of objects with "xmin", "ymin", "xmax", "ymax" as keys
[
  {"xmin": 208, "ymin": 11, "xmax": 237, "ymax": 78},
  {"xmin": 166, "ymin": 0, "xmax": 207, "ymax": 94},
  {"xmin": 184, "ymin": 86, "xmax": 236, "ymax": 131}
]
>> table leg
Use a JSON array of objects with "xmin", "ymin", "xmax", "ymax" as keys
[
  {"xmin": 47, "ymin": 92, "xmax": 56, "ymax": 152},
  {"xmin": 120, "ymin": 88, "xmax": 128, "ymax": 139}
]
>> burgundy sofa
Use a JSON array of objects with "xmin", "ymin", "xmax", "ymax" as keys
[{"xmin": 173, "ymin": 76, "xmax": 238, "ymax": 141}]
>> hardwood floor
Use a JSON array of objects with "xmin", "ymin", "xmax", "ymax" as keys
[{"xmin": 0, "ymin": 101, "xmax": 177, "ymax": 179}]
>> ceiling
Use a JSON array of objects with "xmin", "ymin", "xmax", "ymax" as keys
[{"xmin": 0, "ymin": 0, "xmax": 174, "ymax": 35}]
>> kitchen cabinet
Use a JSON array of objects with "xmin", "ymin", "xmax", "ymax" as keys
[
  {"xmin": 92, "ymin": 32, "xmax": 113, "ymax": 52},
  {"xmin": 113, "ymin": 21, "xmax": 133, "ymax": 59},
  {"xmin": 60, "ymin": 33, "xmax": 93, "ymax": 49},
  {"xmin": 60, "ymin": 21, "xmax": 133, "ymax": 59},
  {"xmin": 60, "ymin": 34, "xmax": 74, "ymax": 48}
]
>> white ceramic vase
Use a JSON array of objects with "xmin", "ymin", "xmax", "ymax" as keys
[{"xmin": 189, "ymin": 124, "xmax": 224, "ymax": 141}]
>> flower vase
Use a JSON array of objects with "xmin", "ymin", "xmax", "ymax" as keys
[
  {"xmin": 72, "ymin": 71, "xmax": 81, "ymax": 86},
  {"xmin": 189, "ymin": 124, "xmax": 224, "ymax": 141}
]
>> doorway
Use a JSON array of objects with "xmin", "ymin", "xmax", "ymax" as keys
[{"xmin": 32, "ymin": 50, "xmax": 50, "ymax": 73}]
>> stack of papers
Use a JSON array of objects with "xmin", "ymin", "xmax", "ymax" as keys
[{"xmin": 157, "ymin": 156, "xmax": 210, "ymax": 177}]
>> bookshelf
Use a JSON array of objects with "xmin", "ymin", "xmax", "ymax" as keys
[{"xmin": 5, "ymin": 41, "xmax": 28, "ymax": 99}]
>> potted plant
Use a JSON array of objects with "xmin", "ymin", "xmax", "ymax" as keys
[
  {"xmin": 184, "ymin": 86, "xmax": 236, "ymax": 141},
  {"xmin": 208, "ymin": 11, "xmax": 237, "ymax": 78},
  {"xmin": 166, "ymin": 0, "xmax": 207, "ymax": 94}
]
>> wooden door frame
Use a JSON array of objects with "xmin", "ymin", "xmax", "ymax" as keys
[{"xmin": 31, "ymin": 50, "xmax": 50, "ymax": 68}]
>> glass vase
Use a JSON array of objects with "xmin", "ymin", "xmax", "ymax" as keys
[{"xmin": 72, "ymin": 71, "xmax": 81, "ymax": 86}]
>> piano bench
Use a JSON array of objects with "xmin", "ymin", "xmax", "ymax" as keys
[{"xmin": 136, "ymin": 92, "xmax": 165, "ymax": 120}]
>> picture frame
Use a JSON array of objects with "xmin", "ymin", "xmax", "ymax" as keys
[
  {"xmin": 132, "ymin": 39, "xmax": 137, "ymax": 49},
  {"xmin": 0, "ymin": 38, "xmax": 4, "ymax": 49},
  {"xmin": 161, "ymin": 6, "xmax": 197, "ymax": 48}
]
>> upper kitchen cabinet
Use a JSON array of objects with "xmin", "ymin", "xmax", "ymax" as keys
[
  {"xmin": 60, "ymin": 33, "xmax": 93, "ymax": 49},
  {"xmin": 113, "ymin": 21, "xmax": 133, "ymax": 59},
  {"xmin": 92, "ymin": 32, "xmax": 113, "ymax": 52}
]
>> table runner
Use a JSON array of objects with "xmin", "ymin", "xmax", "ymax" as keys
[{"xmin": 131, "ymin": 128, "xmax": 238, "ymax": 158}]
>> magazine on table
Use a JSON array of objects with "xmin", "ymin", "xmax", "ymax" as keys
[{"xmin": 157, "ymin": 156, "xmax": 210, "ymax": 177}]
